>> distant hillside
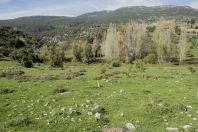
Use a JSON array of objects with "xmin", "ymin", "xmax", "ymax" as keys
[{"xmin": 0, "ymin": 6, "xmax": 197, "ymax": 42}]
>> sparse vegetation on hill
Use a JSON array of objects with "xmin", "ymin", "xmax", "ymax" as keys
[{"xmin": 0, "ymin": 5, "xmax": 198, "ymax": 132}]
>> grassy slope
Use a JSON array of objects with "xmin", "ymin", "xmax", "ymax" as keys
[{"xmin": 0, "ymin": 60, "xmax": 198, "ymax": 132}]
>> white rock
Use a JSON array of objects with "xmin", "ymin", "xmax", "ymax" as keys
[
  {"xmin": 186, "ymin": 105, "xmax": 192, "ymax": 109},
  {"xmin": 183, "ymin": 125, "xmax": 192, "ymax": 130},
  {"xmin": 95, "ymin": 112, "xmax": 101, "ymax": 120},
  {"xmin": 71, "ymin": 118, "xmax": 75, "ymax": 122},
  {"xmin": 86, "ymin": 100, "xmax": 91, "ymax": 104},
  {"xmin": 88, "ymin": 112, "xmax": 93, "ymax": 116},
  {"xmin": 192, "ymin": 117, "xmax": 197, "ymax": 121},
  {"xmin": 120, "ymin": 112, "xmax": 124, "ymax": 117},
  {"xmin": 125, "ymin": 123, "xmax": 135, "ymax": 131},
  {"xmin": 196, "ymin": 110, "xmax": 198, "ymax": 114},
  {"xmin": 60, "ymin": 107, "xmax": 65, "ymax": 112},
  {"xmin": 68, "ymin": 108, "xmax": 76, "ymax": 114},
  {"xmin": 166, "ymin": 127, "xmax": 178, "ymax": 132},
  {"xmin": 97, "ymin": 82, "xmax": 100, "ymax": 88},
  {"xmin": 196, "ymin": 129, "xmax": 198, "ymax": 132},
  {"xmin": 187, "ymin": 114, "xmax": 192, "ymax": 117},
  {"xmin": 120, "ymin": 89, "xmax": 124, "ymax": 93}
]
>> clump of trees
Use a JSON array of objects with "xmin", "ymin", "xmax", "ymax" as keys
[
  {"xmin": 72, "ymin": 40, "xmax": 94, "ymax": 63},
  {"xmin": 102, "ymin": 20, "xmax": 189, "ymax": 64}
]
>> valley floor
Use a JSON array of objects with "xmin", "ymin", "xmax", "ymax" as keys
[{"xmin": 0, "ymin": 60, "xmax": 198, "ymax": 132}]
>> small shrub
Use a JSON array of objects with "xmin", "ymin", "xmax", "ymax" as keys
[
  {"xmin": 9, "ymin": 117, "xmax": 31, "ymax": 126},
  {"xmin": 147, "ymin": 26, "xmax": 156, "ymax": 33},
  {"xmin": 0, "ymin": 88, "xmax": 16, "ymax": 94},
  {"xmin": 111, "ymin": 61, "xmax": 121, "ymax": 67},
  {"xmin": 144, "ymin": 54, "xmax": 156, "ymax": 64},
  {"xmin": 64, "ymin": 71, "xmax": 85, "ymax": 80},
  {"xmin": 0, "ymin": 70, "xmax": 25, "ymax": 78},
  {"xmin": 16, "ymin": 117, "xmax": 31, "ymax": 126},
  {"xmin": 50, "ymin": 46, "xmax": 64, "ymax": 68},
  {"xmin": 187, "ymin": 66, "xmax": 196, "ymax": 73},
  {"xmin": 21, "ymin": 57, "xmax": 33, "ymax": 68},
  {"xmin": 133, "ymin": 59, "xmax": 145, "ymax": 72},
  {"xmin": 54, "ymin": 88, "xmax": 68, "ymax": 94},
  {"xmin": 100, "ymin": 67, "xmax": 107, "ymax": 74}
]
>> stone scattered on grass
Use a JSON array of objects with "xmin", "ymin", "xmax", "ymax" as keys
[
  {"xmin": 95, "ymin": 112, "xmax": 101, "ymax": 120},
  {"xmin": 192, "ymin": 117, "xmax": 197, "ymax": 121},
  {"xmin": 97, "ymin": 82, "xmax": 101, "ymax": 88},
  {"xmin": 68, "ymin": 108, "xmax": 76, "ymax": 114},
  {"xmin": 125, "ymin": 123, "xmax": 135, "ymax": 131},
  {"xmin": 60, "ymin": 107, "xmax": 65, "ymax": 112},
  {"xmin": 187, "ymin": 114, "xmax": 192, "ymax": 117},
  {"xmin": 186, "ymin": 105, "xmax": 192, "ymax": 109},
  {"xmin": 86, "ymin": 100, "xmax": 91, "ymax": 104},
  {"xmin": 120, "ymin": 112, "xmax": 124, "ymax": 117},
  {"xmin": 182, "ymin": 125, "xmax": 192, "ymax": 131},
  {"xmin": 88, "ymin": 112, "xmax": 93, "ymax": 116},
  {"xmin": 166, "ymin": 127, "xmax": 178, "ymax": 132},
  {"xmin": 71, "ymin": 118, "xmax": 75, "ymax": 122}
]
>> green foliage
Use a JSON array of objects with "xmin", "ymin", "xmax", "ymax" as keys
[
  {"xmin": 144, "ymin": 54, "xmax": 156, "ymax": 64},
  {"xmin": 50, "ymin": 46, "xmax": 64, "ymax": 68},
  {"xmin": 111, "ymin": 60, "xmax": 121, "ymax": 67},
  {"xmin": 147, "ymin": 26, "xmax": 156, "ymax": 32},
  {"xmin": 187, "ymin": 66, "xmax": 196, "ymax": 73},
  {"xmin": 72, "ymin": 40, "xmax": 84, "ymax": 62},
  {"xmin": 0, "ymin": 88, "xmax": 16, "ymax": 94},
  {"xmin": 100, "ymin": 67, "xmax": 107, "ymax": 74},
  {"xmin": 21, "ymin": 56, "xmax": 33, "ymax": 68},
  {"xmin": 9, "ymin": 38, "xmax": 26, "ymax": 49},
  {"xmin": 82, "ymin": 44, "xmax": 93, "ymax": 63},
  {"xmin": 174, "ymin": 26, "xmax": 181, "ymax": 35},
  {"xmin": 133, "ymin": 59, "xmax": 145, "ymax": 72},
  {"xmin": 53, "ymin": 87, "xmax": 68, "ymax": 94}
]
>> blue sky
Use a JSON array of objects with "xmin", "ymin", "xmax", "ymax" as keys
[{"xmin": 0, "ymin": 0, "xmax": 197, "ymax": 20}]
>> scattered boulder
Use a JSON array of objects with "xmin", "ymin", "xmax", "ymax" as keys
[
  {"xmin": 125, "ymin": 123, "xmax": 135, "ymax": 131},
  {"xmin": 68, "ymin": 108, "xmax": 76, "ymax": 115},
  {"xmin": 166, "ymin": 127, "xmax": 178, "ymax": 132},
  {"xmin": 183, "ymin": 125, "xmax": 192, "ymax": 131},
  {"xmin": 95, "ymin": 112, "xmax": 101, "ymax": 120}
]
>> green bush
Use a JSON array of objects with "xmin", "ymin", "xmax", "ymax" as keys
[
  {"xmin": 82, "ymin": 44, "xmax": 93, "ymax": 63},
  {"xmin": 111, "ymin": 61, "xmax": 121, "ymax": 67},
  {"xmin": 147, "ymin": 26, "xmax": 156, "ymax": 32},
  {"xmin": 21, "ymin": 56, "xmax": 33, "ymax": 68},
  {"xmin": 100, "ymin": 67, "xmax": 107, "ymax": 74},
  {"xmin": 72, "ymin": 40, "xmax": 84, "ymax": 62},
  {"xmin": 50, "ymin": 46, "xmax": 64, "ymax": 68},
  {"xmin": 133, "ymin": 59, "xmax": 145, "ymax": 72},
  {"xmin": 0, "ymin": 88, "xmax": 16, "ymax": 94},
  {"xmin": 144, "ymin": 54, "xmax": 156, "ymax": 64},
  {"xmin": 175, "ymin": 26, "xmax": 181, "ymax": 35},
  {"xmin": 187, "ymin": 66, "xmax": 196, "ymax": 73},
  {"xmin": 53, "ymin": 88, "xmax": 68, "ymax": 94}
]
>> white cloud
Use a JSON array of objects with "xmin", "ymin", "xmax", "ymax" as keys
[
  {"xmin": 188, "ymin": 0, "xmax": 198, "ymax": 9},
  {"xmin": 106, "ymin": 0, "xmax": 165, "ymax": 10},
  {"xmin": 0, "ymin": 1, "xmax": 101, "ymax": 19}
]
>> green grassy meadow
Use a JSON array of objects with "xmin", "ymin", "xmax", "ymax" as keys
[{"xmin": 0, "ymin": 60, "xmax": 198, "ymax": 131}]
